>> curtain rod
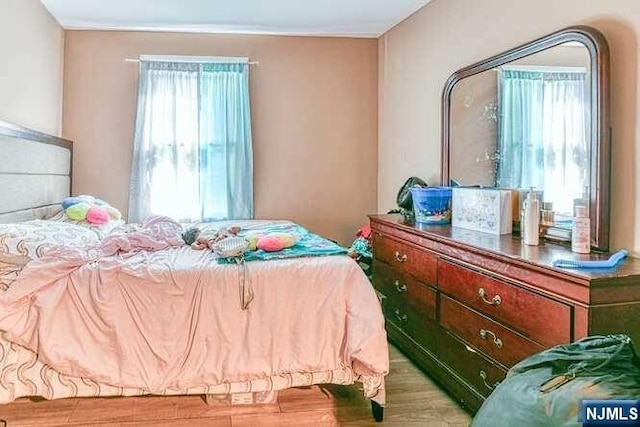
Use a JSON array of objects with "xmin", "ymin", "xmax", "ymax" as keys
[{"xmin": 125, "ymin": 55, "xmax": 259, "ymax": 65}]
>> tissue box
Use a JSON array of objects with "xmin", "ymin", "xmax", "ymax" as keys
[{"xmin": 452, "ymin": 188, "xmax": 513, "ymax": 235}]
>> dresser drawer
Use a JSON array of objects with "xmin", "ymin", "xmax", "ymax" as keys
[
  {"xmin": 373, "ymin": 261, "xmax": 437, "ymax": 319},
  {"xmin": 438, "ymin": 259, "xmax": 571, "ymax": 346},
  {"xmin": 438, "ymin": 329, "xmax": 507, "ymax": 398},
  {"xmin": 385, "ymin": 301, "xmax": 438, "ymax": 353},
  {"xmin": 375, "ymin": 262, "xmax": 438, "ymax": 352},
  {"xmin": 372, "ymin": 233, "xmax": 437, "ymax": 286},
  {"xmin": 440, "ymin": 296, "xmax": 545, "ymax": 367}
]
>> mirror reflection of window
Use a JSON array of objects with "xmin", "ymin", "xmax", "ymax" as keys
[
  {"xmin": 445, "ymin": 28, "xmax": 611, "ymax": 251},
  {"xmin": 496, "ymin": 65, "xmax": 589, "ymax": 217}
]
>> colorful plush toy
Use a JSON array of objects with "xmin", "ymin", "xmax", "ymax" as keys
[
  {"xmin": 246, "ymin": 235, "xmax": 261, "ymax": 251},
  {"xmin": 256, "ymin": 235, "xmax": 284, "ymax": 252},
  {"xmin": 189, "ymin": 228, "xmax": 298, "ymax": 253},
  {"xmin": 269, "ymin": 232, "xmax": 297, "ymax": 248},
  {"xmin": 61, "ymin": 195, "xmax": 121, "ymax": 224},
  {"xmin": 347, "ymin": 225, "xmax": 373, "ymax": 278},
  {"xmin": 256, "ymin": 232, "xmax": 297, "ymax": 252},
  {"xmin": 191, "ymin": 226, "xmax": 242, "ymax": 250}
]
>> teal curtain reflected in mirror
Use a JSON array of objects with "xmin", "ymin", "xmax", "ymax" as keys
[{"xmin": 497, "ymin": 69, "xmax": 589, "ymax": 216}]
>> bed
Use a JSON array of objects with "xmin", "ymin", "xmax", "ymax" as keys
[{"xmin": 0, "ymin": 120, "xmax": 389, "ymax": 422}]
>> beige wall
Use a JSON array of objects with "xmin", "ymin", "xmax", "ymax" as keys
[
  {"xmin": 379, "ymin": 0, "xmax": 640, "ymax": 254},
  {"xmin": 63, "ymin": 31, "xmax": 377, "ymax": 245},
  {"xmin": 0, "ymin": 0, "xmax": 64, "ymax": 135}
]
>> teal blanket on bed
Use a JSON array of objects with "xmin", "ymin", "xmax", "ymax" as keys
[{"xmin": 218, "ymin": 222, "xmax": 347, "ymax": 263}]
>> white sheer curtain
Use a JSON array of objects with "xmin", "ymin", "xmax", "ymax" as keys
[
  {"xmin": 541, "ymin": 73, "xmax": 589, "ymax": 215},
  {"xmin": 498, "ymin": 70, "xmax": 588, "ymax": 216},
  {"xmin": 128, "ymin": 61, "xmax": 253, "ymax": 223}
]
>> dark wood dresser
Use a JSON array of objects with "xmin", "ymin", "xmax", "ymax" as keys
[{"xmin": 369, "ymin": 214, "xmax": 640, "ymax": 412}]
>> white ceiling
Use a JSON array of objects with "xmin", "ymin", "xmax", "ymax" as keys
[{"xmin": 40, "ymin": 0, "xmax": 433, "ymax": 38}]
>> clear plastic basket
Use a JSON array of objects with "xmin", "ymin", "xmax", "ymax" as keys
[{"xmin": 410, "ymin": 187, "xmax": 453, "ymax": 224}]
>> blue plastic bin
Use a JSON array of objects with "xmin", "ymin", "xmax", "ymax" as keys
[{"xmin": 409, "ymin": 187, "xmax": 452, "ymax": 224}]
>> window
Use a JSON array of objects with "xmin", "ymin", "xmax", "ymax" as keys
[
  {"xmin": 128, "ymin": 59, "xmax": 253, "ymax": 223},
  {"xmin": 497, "ymin": 67, "xmax": 589, "ymax": 216}
]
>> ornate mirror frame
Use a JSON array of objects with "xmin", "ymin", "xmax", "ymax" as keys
[{"xmin": 441, "ymin": 25, "xmax": 611, "ymax": 251}]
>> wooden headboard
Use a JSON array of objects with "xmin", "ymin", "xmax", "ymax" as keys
[{"xmin": 0, "ymin": 120, "xmax": 72, "ymax": 223}]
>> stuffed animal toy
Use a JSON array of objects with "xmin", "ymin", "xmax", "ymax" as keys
[
  {"xmin": 269, "ymin": 232, "xmax": 297, "ymax": 248},
  {"xmin": 245, "ymin": 234, "xmax": 261, "ymax": 251},
  {"xmin": 347, "ymin": 225, "xmax": 373, "ymax": 278},
  {"xmin": 256, "ymin": 235, "xmax": 284, "ymax": 252},
  {"xmin": 347, "ymin": 225, "xmax": 373, "ymax": 260},
  {"xmin": 256, "ymin": 232, "xmax": 297, "ymax": 252},
  {"xmin": 191, "ymin": 226, "xmax": 242, "ymax": 250},
  {"xmin": 189, "ymin": 227, "xmax": 297, "ymax": 253},
  {"xmin": 181, "ymin": 227, "xmax": 201, "ymax": 245},
  {"xmin": 61, "ymin": 195, "xmax": 122, "ymax": 224}
]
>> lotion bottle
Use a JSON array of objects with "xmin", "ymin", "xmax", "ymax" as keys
[
  {"xmin": 571, "ymin": 205, "xmax": 590, "ymax": 254},
  {"xmin": 523, "ymin": 189, "xmax": 540, "ymax": 246}
]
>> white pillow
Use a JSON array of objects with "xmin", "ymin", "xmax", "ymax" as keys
[
  {"xmin": 47, "ymin": 210, "xmax": 125, "ymax": 239},
  {"xmin": 0, "ymin": 220, "xmax": 99, "ymax": 289}
]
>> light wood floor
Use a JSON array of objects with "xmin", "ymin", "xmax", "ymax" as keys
[{"xmin": 0, "ymin": 345, "xmax": 471, "ymax": 426}]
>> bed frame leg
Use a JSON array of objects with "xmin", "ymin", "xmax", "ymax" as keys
[{"xmin": 371, "ymin": 400, "xmax": 384, "ymax": 422}]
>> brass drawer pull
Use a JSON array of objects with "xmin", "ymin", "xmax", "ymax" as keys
[
  {"xmin": 394, "ymin": 309, "xmax": 408, "ymax": 323},
  {"xmin": 479, "ymin": 370, "xmax": 500, "ymax": 391},
  {"xmin": 478, "ymin": 288, "xmax": 502, "ymax": 306},
  {"xmin": 394, "ymin": 280, "xmax": 407, "ymax": 293},
  {"xmin": 479, "ymin": 329, "xmax": 503, "ymax": 348},
  {"xmin": 394, "ymin": 251, "xmax": 408, "ymax": 263}
]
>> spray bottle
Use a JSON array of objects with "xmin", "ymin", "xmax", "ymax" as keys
[{"xmin": 523, "ymin": 188, "xmax": 540, "ymax": 246}]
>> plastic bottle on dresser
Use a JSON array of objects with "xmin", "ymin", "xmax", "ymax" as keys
[
  {"xmin": 522, "ymin": 188, "xmax": 540, "ymax": 246},
  {"xmin": 540, "ymin": 202, "xmax": 555, "ymax": 226},
  {"xmin": 572, "ymin": 204, "xmax": 590, "ymax": 254}
]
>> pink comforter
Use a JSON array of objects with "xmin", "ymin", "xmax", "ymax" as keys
[{"xmin": 0, "ymin": 219, "xmax": 388, "ymax": 401}]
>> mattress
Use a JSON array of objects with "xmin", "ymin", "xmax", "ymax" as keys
[
  {"xmin": 0, "ymin": 219, "xmax": 388, "ymax": 405},
  {"xmin": 0, "ymin": 332, "xmax": 377, "ymax": 403}
]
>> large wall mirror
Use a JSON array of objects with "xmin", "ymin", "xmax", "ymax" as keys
[{"xmin": 441, "ymin": 26, "xmax": 611, "ymax": 251}]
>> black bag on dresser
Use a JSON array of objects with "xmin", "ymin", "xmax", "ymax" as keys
[{"xmin": 392, "ymin": 176, "xmax": 428, "ymax": 213}]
